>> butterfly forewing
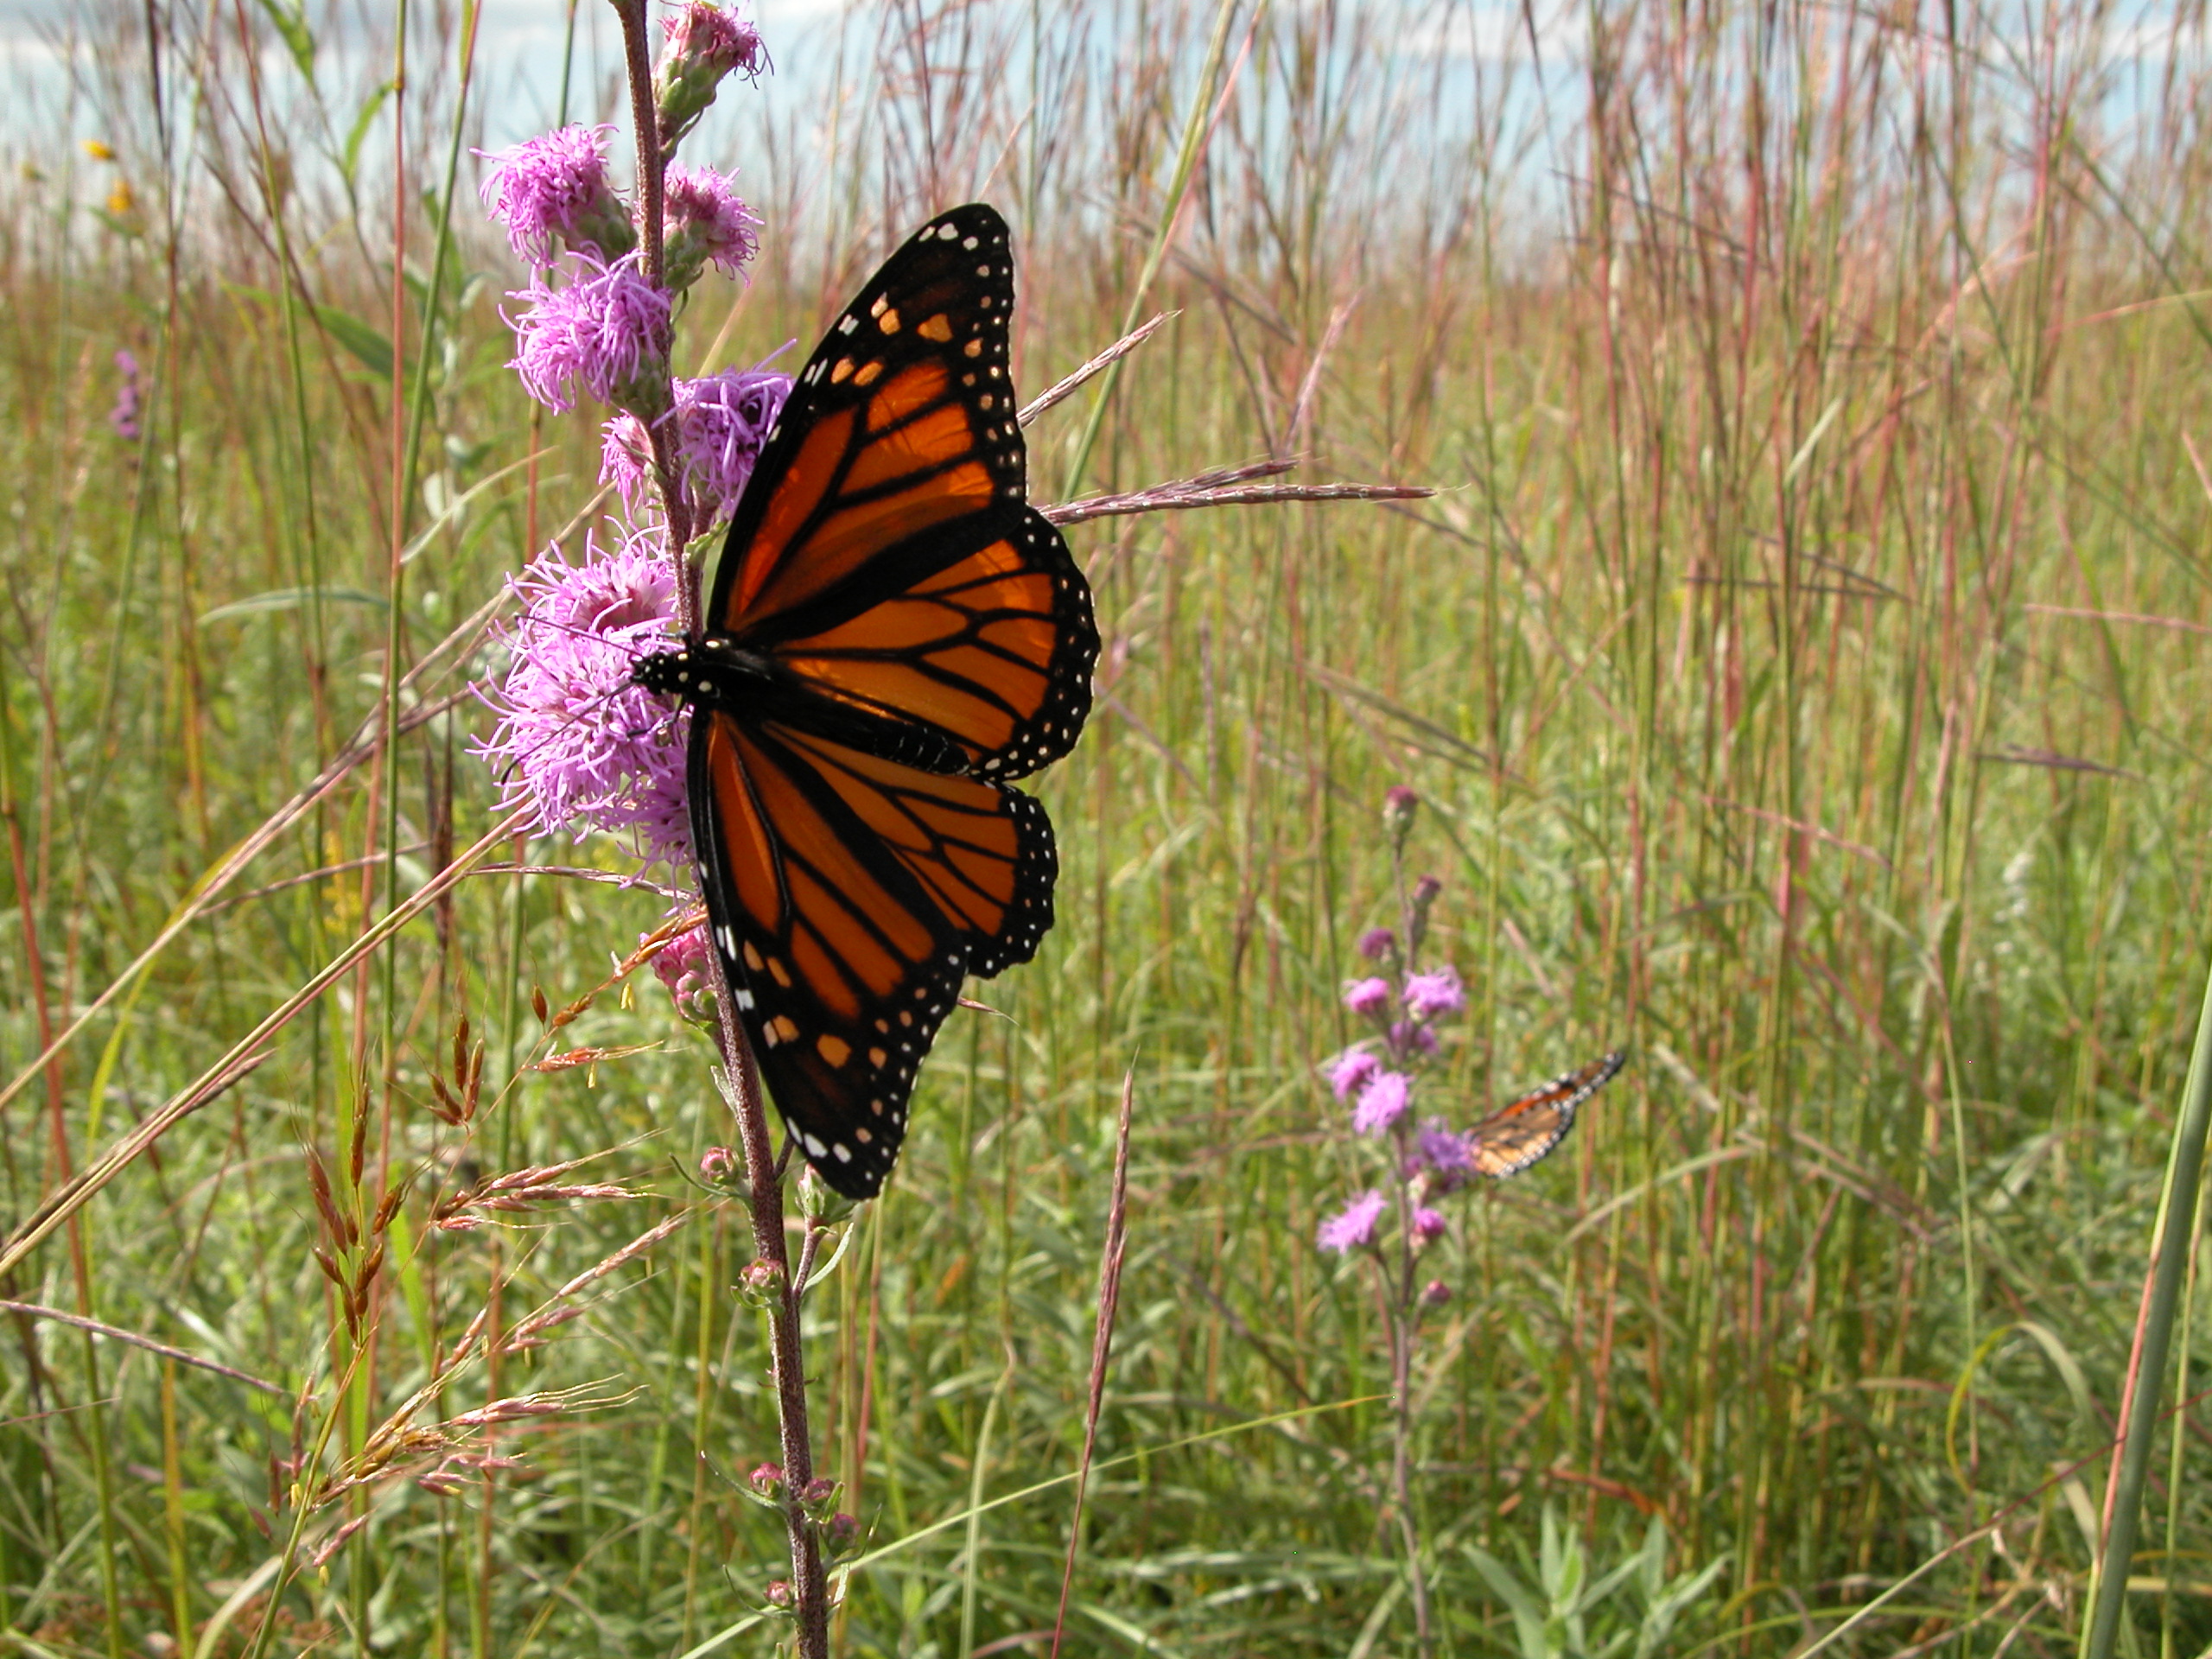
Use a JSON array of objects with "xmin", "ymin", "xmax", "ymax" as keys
[
  {"xmin": 709, "ymin": 204, "xmax": 1094, "ymax": 779},
  {"xmin": 1467, "ymin": 1051, "xmax": 1624, "ymax": 1179}
]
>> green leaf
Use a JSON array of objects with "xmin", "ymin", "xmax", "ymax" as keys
[
  {"xmin": 200, "ymin": 586, "xmax": 386, "ymax": 626},
  {"xmin": 311, "ymin": 304, "xmax": 391, "ymax": 380},
  {"xmin": 254, "ymin": 0, "xmax": 315, "ymax": 80},
  {"xmin": 341, "ymin": 80, "xmax": 395, "ymax": 188}
]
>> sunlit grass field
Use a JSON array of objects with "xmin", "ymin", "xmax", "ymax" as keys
[{"xmin": 5, "ymin": 0, "xmax": 2212, "ymax": 1653}]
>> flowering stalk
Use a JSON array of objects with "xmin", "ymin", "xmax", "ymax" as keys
[
  {"xmin": 1314, "ymin": 788, "xmax": 1479, "ymax": 1659},
  {"xmin": 474, "ymin": 13, "xmax": 834, "ymax": 1653}
]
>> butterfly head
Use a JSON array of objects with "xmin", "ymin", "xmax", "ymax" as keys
[{"xmin": 631, "ymin": 647, "xmax": 695, "ymax": 699}]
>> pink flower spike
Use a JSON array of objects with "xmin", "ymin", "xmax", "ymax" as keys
[
  {"xmin": 601, "ymin": 368, "xmax": 790, "ymax": 526},
  {"xmin": 1353, "ymin": 1071, "xmax": 1411, "ymax": 1135},
  {"xmin": 477, "ymin": 124, "xmax": 632, "ymax": 264},
  {"xmin": 661, "ymin": 2, "xmax": 766, "ymax": 79},
  {"xmin": 662, "ymin": 162, "xmax": 762, "ymax": 287},
  {"xmin": 1327, "ymin": 1046, "xmax": 1382, "ymax": 1102},
  {"xmin": 1357, "ymin": 926, "xmax": 1395, "ymax": 960},
  {"xmin": 1318, "ymin": 1190, "xmax": 1388, "ymax": 1254},
  {"xmin": 653, "ymin": 918, "xmax": 715, "ymax": 1017},
  {"xmin": 1404, "ymin": 966, "xmax": 1465, "ymax": 1020},
  {"xmin": 656, "ymin": 4, "xmax": 769, "ymax": 155},
  {"xmin": 471, "ymin": 526, "xmax": 690, "ymax": 865},
  {"xmin": 505, "ymin": 251, "xmax": 672, "ymax": 415},
  {"xmin": 1342, "ymin": 976, "xmax": 1392, "ymax": 1018},
  {"xmin": 109, "ymin": 348, "xmax": 141, "ymax": 440}
]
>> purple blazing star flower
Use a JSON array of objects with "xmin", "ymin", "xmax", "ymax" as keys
[
  {"xmin": 478, "ymin": 124, "xmax": 633, "ymax": 265},
  {"xmin": 602, "ymin": 367, "xmax": 789, "ymax": 525},
  {"xmin": 1318, "ymin": 1189, "xmax": 1388, "ymax": 1254},
  {"xmin": 1403, "ymin": 965, "xmax": 1465, "ymax": 1020},
  {"xmin": 1353, "ymin": 1070, "xmax": 1411, "ymax": 1135},
  {"xmin": 109, "ymin": 348, "xmax": 141, "ymax": 440},
  {"xmin": 1357, "ymin": 926, "xmax": 1395, "ymax": 961},
  {"xmin": 474, "ymin": 526, "xmax": 690, "ymax": 865},
  {"xmin": 1411, "ymin": 1206, "xmax": 1447, "ymax": 1248},
  {"xmin": 662, "ymin": 162, "xmax": 761, "ymax": 288},
  {"xmin": 1327, "ymin": 1046, "xmax": 1382, "ymax": 1102},
  {"xmin": 1342, "ymin": 976, "xmax": 1392, "ymax": 1018},
  {"xmin": 1415, "ymin": 1117, "xmax": 1476, "ymax": 1191},
  {"xmin": 505, "ymin": 251, "xmax": 673, "ymax": 415},
  {"xmin": 1420, "ymin": 1278, "xmax": 1452, "ymax": 1307}
]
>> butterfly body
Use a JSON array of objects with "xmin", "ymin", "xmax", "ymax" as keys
[{"xmin": 638, "ymin": 204, "xmax": 1096, "ymax": 1199}]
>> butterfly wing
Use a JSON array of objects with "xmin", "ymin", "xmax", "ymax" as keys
[
  {"xmin": 688, "ymin": 709, "xmax": 1056, "ymax": 1198},
  {"xmin": 711, "ymin": 202, "xmax": 1095, "ymax": 779},
  {"xmin": 1467, "ymin": 1051, "xmax": 1624, "ymax": 1179}
]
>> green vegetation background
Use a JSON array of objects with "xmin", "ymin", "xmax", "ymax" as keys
[{"xmin": 3, "ymin": 0, "xmax": 2209, "ymax": 1653}]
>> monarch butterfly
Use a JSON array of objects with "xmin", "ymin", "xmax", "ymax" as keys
[
  {"xmin": 633, "ymin": 203, "xmax": 1096, "ymax": 1200},
  {"xmin": 1467, "ymin": 1051, "xmax": 1624, "ymax": 1179}
]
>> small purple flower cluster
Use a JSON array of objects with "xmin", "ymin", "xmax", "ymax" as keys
[
  {"xmin": 601, "ymin": 366, "xmax": 787, "ymax": 524},
  {"xmin": 474, "ymin": 3, "xmax": 782, "ymax": 940},
  {"xmin": 473, "ymin": 527, "xmax": 692, "ymax": 866},
  {"xmin": 110, "ymin": 348, "xmax": 142, "ymax": 441},
  {"xmin": 1314, "ymin": 789, "xmax": 1480, "ymax": 1270},
  {"xmin": 476, "ymin": 10, "xmax": 785, "ymax": 531},
  {"xmin": 652, "ymin": 918, "xmax": 717, "ymax": 1020}
]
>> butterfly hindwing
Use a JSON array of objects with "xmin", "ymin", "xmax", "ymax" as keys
[
  {"xmin": 1467, "ymin": 1051, "xmax": 1624, "ymax": 1179},
  {"xmin": 688, "ymin": 709, "xmax": 1058, "ymax": 1198}
]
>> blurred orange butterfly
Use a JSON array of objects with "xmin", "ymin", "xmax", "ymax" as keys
[
  {"xmin": 1468, "ymin": 1051, "xmax": 1624, "ymax": 1179},
  {"xmin": 635, "ymin": 203, "xmax": 1096, "ymax": 1199}
]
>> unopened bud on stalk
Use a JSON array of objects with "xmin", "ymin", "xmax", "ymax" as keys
[
  {"xmin": 1408, "ymin": 873, "xmax": 1443, "ymax": 961},
  {"xmin": 1383, "ymin": 785, "xmax": 1418, "ymax": 848},
  {"xmin": 654, "ymin": 4, "xmax": 767, "ymax": 159}
]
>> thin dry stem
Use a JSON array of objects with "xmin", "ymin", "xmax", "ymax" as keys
[
  {"xmin": 1042, "ymin": 478, "xmax": 1432, "ymax": 528},
  {"xmin": 1048, "ymin": 1068, "xmax": 1138, "ymax": 1659},
  {"xmin": 1018, "ymin": 312, "xmax": 1174, "ymax": 428}
]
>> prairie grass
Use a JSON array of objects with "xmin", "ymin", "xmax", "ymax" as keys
[{"xmin": 3, "ymin": 0, "xmax": 2212, "ymax": 1654}]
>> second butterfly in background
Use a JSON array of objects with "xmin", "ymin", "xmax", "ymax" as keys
[{"xmin": 1464, "ymin": 1050, "xmax": 1625, "ymax": 1179}]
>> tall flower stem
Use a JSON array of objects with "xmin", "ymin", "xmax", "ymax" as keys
[
  {"xmin": 713, "ymin": 1014, "xmax": 831, "ymax": 1657},
  {"xmin": 1386, "ymin": 854, "xmax": 1433, "ymax": 1659},
  {"xmin": 609, "ymin": 0, "xmax": 697, "ymax": 624},
  {"xmin": 1388, "ymin": 1229, "xmax": 1433, "ymax": 1658},
  {"xmin": 600, "ymin": 11, "xmax": 825, "ymax": 1647}
]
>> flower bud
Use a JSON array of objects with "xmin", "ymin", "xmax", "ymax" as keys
[
  {"xmin": 1420, "ymin": 1278, "xmax": 1452, "ymax": 1307},
  {"xmin": 655, "ymin": 4, "xmax": 767, "ymax": 158},
  {"xmin": 749, "ymin": 1461, "xmax": 784, "ymax": 1496},
  {"xmin": 764, "ymin": 1579, "xmax": 794, "ymax": 1608},
  {"xmin": 1383, "ymin": 785, "xmax": 1418, "ymax": 846},
  {"xmin": 737, "ymin": 1257, "xmax": 782, "ymax": 1306}
]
